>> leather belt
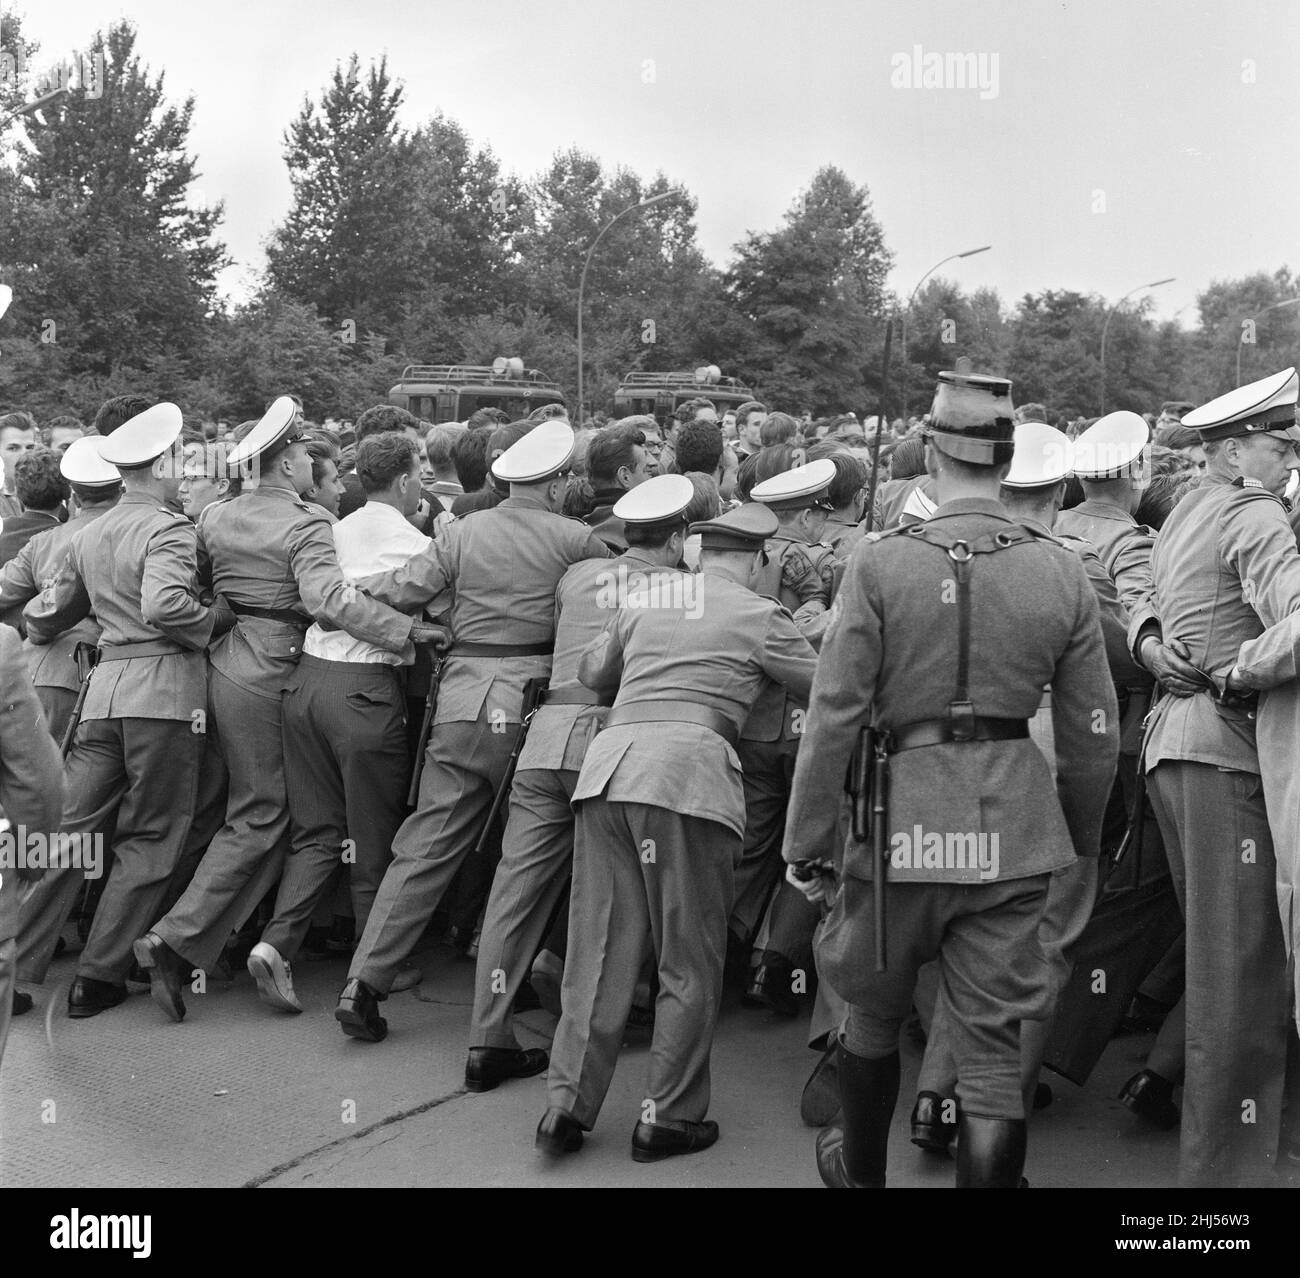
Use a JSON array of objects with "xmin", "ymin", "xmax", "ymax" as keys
[
  {"xmin": 540, "ymin": 687, "xmax": 611, "ymax": 707},
  {"xmin": 98, "ymin": 639, "xmax": 185, "ymax": 661},
  {"xmin": 229, "ymin": 602, "xmax": 311, "ymax": 625},
  {"xmin": 455, "ymin": 641, "xmax": 554, "ymax": 658},
  {"xmin": 604, "ymin": 700, "xmax": 739, "ymax": 748},
  {"xmin": 889, "ymin": 716, "xmax": 1029, "ymax": 752}
]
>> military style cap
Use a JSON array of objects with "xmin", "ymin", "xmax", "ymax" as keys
[
  {"xmin": 61, "ymin": 436, "xmax": 121, "ymax": 487},
  {"xmin": 1003, "ymin": 422, "xmax": 1073, "ymax": 489},
  {"xmin": 750, "ymin": 458, "xmax": 836, "ymax": 511},
  {"xmin": 1071, "ymin": 411, "xmax": 1149, "ymax": 479},
  {"xmin": 690, "ymin": 501, "xmax": 779, "ymax": 551},
  {"xmin": 1182, "ymin": 367, "xmax": 1299, "ymax": 441},
  {"xmin": 98, "ymin": 403, "xmax": 184, "ymax": 469},
  {"xmin": 927, "ymin": 372, "xmax": 1016, "ymax": 464},
  {"xmin": 613, "ymin": 473, "xmax": 694, "ymax": 524},
  {"xmin": 226, "ymin": 395, "xmax": 308, "ymax": 469},
  {"xmin": 492, "ymin": 420, "xmax": 574, "ymax": 483}
]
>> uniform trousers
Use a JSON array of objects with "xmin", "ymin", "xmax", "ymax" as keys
[
  {"xmin": 1147, "ymin": 760, "xmax": 1289, "ymax": 1187},
  {"xmin": 36, "ymin": 685, "xmax": 76, "ymax": 744},
  {"xmin": 350, "ymin": 716, "xmax": 514, "ymax": 995},
  {"xmin": 470, "ymin": 766, "xmax": 578, "ymax": 1049},
  {"xmin": 820, "ymin": 874, "xmax": 1051, "ymax": 1120},
  {"xmin": 547, "ymin": 798, "xmax": 739, "ymax": 1128},
  {"xmin": 154, "ymin": 668, "xmax": 290, "ymax": 973},
  {"xmin": 918, "ymin": 858, "xmax": 1097, "ymax": 1116},
  {"xmin": 260, "ymin": 656, "xmax": 408, "ymax": 960},
  {"xmin": 729, "ymin": 738, "xmax": 797, "ymax": 940},
  {"xmin": 17, "ymin": 718, "xmax": 201, "ymax": 985}
]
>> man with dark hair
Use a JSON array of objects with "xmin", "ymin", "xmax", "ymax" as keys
[
  {"xmin": 584, "ymin": 424, "xmax": 651, "ymax": 550},
  {"xmin": 735, "ymin": 401, "xmax": 767, "ymax": 461},
  {"xmin": 466, "ymin": 407, "xmax": 509, "ymax": 431},
  {"xmin": 0, "ymin": 449, "xmax": 68, "ymax": 567},
  {"xmin": 529, "ymin": 403, "xmax": 570, "ymax": 423},
  {"xmin": 809, "ymin": 449, "xmax": 869, "ymax": 561},
  {"xmin": 135, "ymin": 398, "xmax": 437, "ymax": 1022},
  {"xmin": 179, "ymin": 441, "xmax": 240, "ymax": 521},
  {"xmin": 246, "ymin": 432, "xmax": 443, "ymax": 1013},
  {"xmin": 333, "ymin": 422, "xmax": 612, "ymax": 1044},
  {"xmin": 759, "ymin": 411, "xmax": 799, "ymax": 447},
  {"xmin": 0, "ymin": 411, "xmax": 37, "ymax": 521},
  {"xmin": 302, "ymin": 433, "xmax": 345, "ymax": 518},
  {"xmin": 42, "ymin": 415, "xmax": 85, "ymax": 453},
  {"xmin": 91, "ymin": 395, "xmax": 153, "ymax": 438},
  {"xmin": 425, "ymin": 424, "xmax": 466, "ymax": 501},
  {"xmin": 672, "ymin": 419, "xmax": 724, "ymax": 478},
  {"xmin": 0, "ymin": 438, "xmax": 122, "ymax": 738},
  {"xmin": 451, "ymin": 426, "xmax": 493, "ymax": 508},
  {"xmin": 452, "ymin": 422, "xmax": 536, "ymax": 517},
  {"xmin": 338, "ymin": 406, "xmax": 446, "ymax": 529},
  {"xmin": 785, "ymin": 371, "xmax": 1116, "ymax": 1189}
]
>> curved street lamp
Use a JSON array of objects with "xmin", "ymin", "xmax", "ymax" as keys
[
  {"xmin": 1237, "ymin": 297, "xmax": 1300, "ymax": 385},
  {"xmin": 0, "ymin": 87, "xmax": 69, "ymax": 131},
  {"xmin": 900, "ymin": 245, "xmax": 991, "ymax": 418},
  {"xmin": 1099, "ymin": 277, "xmax": 1174, "ymax": 413},
  {"xmin": 575, "ymin": 191, "xmax": 674, "ymax": 423}
]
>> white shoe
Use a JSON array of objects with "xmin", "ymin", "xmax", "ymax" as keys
[
  {"xmin": 389, "ymin": 962, "xmax": 423, "ymax": 993},
  {"xmin": 247, "ymin": 942, "xmax": 302, "ymax": 1013}
]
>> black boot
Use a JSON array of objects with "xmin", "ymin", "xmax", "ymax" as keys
[
  {"xmin": 816, "ymin": 1042, "xmax": 899, "ymax": 1188},
  {"xmin": 955, "ymin": 1114, "xmax": 1027, "ymax": 1188}
]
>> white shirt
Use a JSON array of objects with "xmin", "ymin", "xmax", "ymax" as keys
[{"xmin": 304, "ymin": 501, "xmax": 431, "ymax": 664}]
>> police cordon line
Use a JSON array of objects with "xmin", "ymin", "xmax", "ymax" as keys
[{"xmin": 1, "ymin": 364, "xmax": 1299, "ymax": 1189}]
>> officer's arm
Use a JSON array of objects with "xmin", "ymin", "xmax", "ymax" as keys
[
  {"xmin": 22, "ymin": 549, "xmax": 91, "ymax": 645},
  {"xmin": 577, "ymin": 613, "xmax": 625, "ymax": 695},
  {"xmin": 1109, "ymin": 531, "xmax": 1156, "ymax": 618},
  {"xmin": 140, "ymin": 521, "xmax": 225, "ymax": 650},
  {"xmin": 1231, "ymin": 612, "xmax": 1300, "ymax": 690},
  {"xmin": 1222, "ymin": 494, "xmax": 1300, "ymax": 628},
  {"xmin": 757, "ymin": 604, "xmax": 819, "ymax": 703},
  {"xmin": 1049, "ymin": 567, "xmax": 1121, "ymax": 858},
  {"xmin": 577, "ymin": 529, "xmax": 616, "ymax": 562},
  {"xmin": 1076, "ymin": 546, "xmax": 1146, "ymax": 686},
  {"xmin": 290, "ymin": 518, "xmax": 415, "ymax": 653},
  {"xmin": 351, "ymin": 530, "xmax": 453, "ymax": 613},
  {"xmin": 0, "ymin": 624, "xmax": 64, "ymax": 872},
  {"xmin": 0, "ymin": 541, "xmax": 40, "ymax": 626},
  {"xmin": 782, "ymin": 557, "xmax": 881, "ymax": 865}
]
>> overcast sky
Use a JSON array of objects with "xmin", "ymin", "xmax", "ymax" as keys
[{"xmin": 15, "ymin": 0, "xmax": 1298, "ymax": 323}]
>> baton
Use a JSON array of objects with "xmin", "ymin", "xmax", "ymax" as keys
[
  {"xmin": 406, "ymin": 651, "xmax": 446, "ymax": 806},
  {"xmin": 471, "ymin": 677, "xmax": 548, "ymax": 857},
  {"xmin": 59, "ymin": 642, "xmax": 99, "ymax": 759}
]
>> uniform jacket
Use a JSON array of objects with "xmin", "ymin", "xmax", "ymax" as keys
[
  {"xmin": 1055, "ymin": 499, "xmax": 1156, "ymax": 623},
  {"xmin": 356, "ymin": 494, "xmax": 612, "ymax": 726},
  {"xmin": 573, "ymin": 570, "xmax": 818, "ymax": 837},
  {"xmin": 0, "ymin": 623, "xmax": 65, "ymax": 942},
  {"xmin": 23, "ymin": 492, "xmax": 218, "ymax": 721},
  {"xmin": 198, "ymin": 486, "xmax": 414, "ymax": 699},
  {"xmin": 0, "ymin": 504, "xmax": 112, "ymax": 692},
  {"xmin": 824, "ymin": 513, "xmax": 867, "ymax": 562},
  {"xmin": 783, "ymin": 498, "xmax": 1118, "ymax": 883},
  {"xmin": 517, "ymin": 548, "xmax": 659, "ymax": 773},
  {"xmin": 1142, "ymin": 475, "xmax": 1300, "ymax": 775},
  {"xmin": 0, "ymin": 509, "xmax": 62, "ymax": 568}
]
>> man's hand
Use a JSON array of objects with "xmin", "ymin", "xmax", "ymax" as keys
[
  {"xmin": 1138, "ymin": 636, "xmax": 1203, "ymax": 697},
  {"xmin": 785, "ymin": 859, "xmax": 836, "ymax": 904},
  {"xmin": 410, "ymin": 622, "xmax": 451, "ymax": 651}
]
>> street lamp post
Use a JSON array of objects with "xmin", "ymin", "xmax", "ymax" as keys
[
  {"xmin": 900, "ymin": 245, "xmax": 991, "ymax": 419},
  {"xmin": 0, "ymin": 87, "xmax": 69, "ymax": 131},
  {"xmin": 1099, "ymin": 277, "xmax": 1175, "ymax": 414},
  {"xmin": 576, "ymin": 191, "xmax": 673, "ymax": 424},
  {"xmin": 1237, "ymin": 297, "xmax": 1300, "ymax": 385}
]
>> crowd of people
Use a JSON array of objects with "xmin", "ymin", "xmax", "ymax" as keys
[{"xmin": 0, "ymin": 364, "xmax": 1297, "ymax": 1188}]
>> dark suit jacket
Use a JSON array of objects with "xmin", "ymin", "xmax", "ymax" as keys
[{"xmin": 0, "ymin": 510, "xmax": 63, "ymax": 568}]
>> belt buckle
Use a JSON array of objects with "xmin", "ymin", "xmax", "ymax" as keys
[{"xmin": 949, "ymin": 700, "xmax": 975, "ymax": 742}]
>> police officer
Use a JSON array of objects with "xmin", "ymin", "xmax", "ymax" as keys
[
  {"xmin": 536, "ymin": 502, "xmax": 818, "ymax": 1161},
  {"xmin": 19, "ymin": 405, "xmax": 232, "ymax": 1016},
  {"xmin": 1132, "ymin": 367, "xmax": 1300, "ymax": 1186},
  {"xmin": 465, "ymin": 475, "xmax": 696, "ymax": 1091},
  {"xmin": 0, "ymin": 439, "xmax": 122, "ymax": 739},
  {"xmin": 334, "ymin": 421, "xmax": 612, "ymax": 1043},
  {"xmin": 136, "ymin": 397, "xmax": 426, "ymax": 1021},
  {"xmin": 784, "ymin": 372, "xmax": 1117, "ymax": 1189},
  {"xmin": 731, "ymin": 459, "xmax": 837, "ymax": 1014}
]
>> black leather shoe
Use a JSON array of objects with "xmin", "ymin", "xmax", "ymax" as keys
[
  {"xmin": 535, "ymin": 1106, "xmax": 584, "ymax": 1156},
  {"xmin": 335, "ymin": 977, "xmax": 387, "ymax": 1042},
  {"xmin": 132, "ymin": 933, "xmax": 187, "ymax": 1022},
  {"xmin": 631, "ymin": 1118, "xmax": 719, "ymax": 1162},
  {"xmin": 911, "ymin": 1091, "xmax": 958, "ymax": 1155},
  {"xmin": 13, "ymin": 990, "xmax": 34, "ymax": 1017},
  {"xmin": 67, "ymin": 976, "xmax": 128, "ymax": 1018},
  {"xmin": 743, "ymin": 951, "xmax": 799, "ymax": 1016},
  {"xmin": 1118, "ymin": 1068, "xmax": 1179, "ymax": 1130},
  {"xmin": 465, "ymin": 1046, "xmax": 549, "ymax": 1092},
  {"xmin": 801, "ymin": 1040, "xmax": 841, "ymax": 1127},
  {"xmin": 816, "ymin": 1124, "xmax": 883, "ymax": 1187}
]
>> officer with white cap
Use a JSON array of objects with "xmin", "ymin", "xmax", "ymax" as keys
[
  {"xmin": 1132, "ymin": 366, "xmax": 1300, "ymax": 1185},
  {"xmin": 0, "ymin": 438, "xmax": 122, "ymax": 738},
  {"xmin": 731, "ymin": 457, "xmax": 838, "ymax": 1017},
  {"xmin": 333, "ymin": 419, "xmax": 612, "ymax": 1043},
  {"xmin": 19, "ymin": 403, "xmax": 233, "ymax": 1018},
  {"xmin": 135, "ymin": 395, "xmax": 432, "ymax": 1021},
  {"xmin": 537, "ymin": 500, "xmax": 817, "ymax": 1161},
  {"xmin": 465, "ymin": 474, "xmax": 694, "ymax": 1090}
]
